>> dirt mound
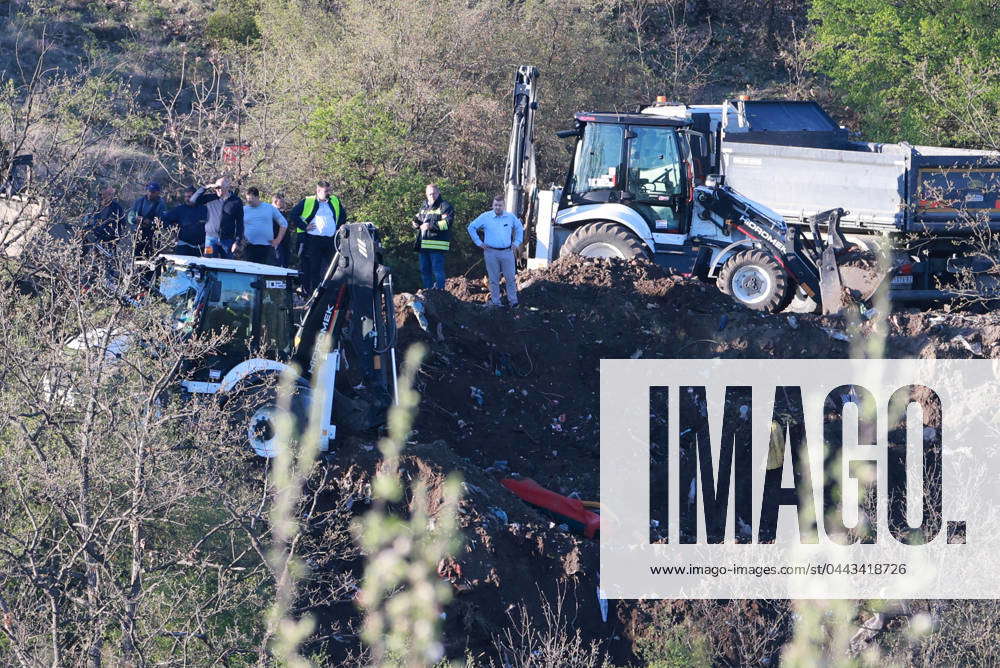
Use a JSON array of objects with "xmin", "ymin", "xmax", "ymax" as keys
[
  {"xmin": 395, "ymin": 256, "xmax": 860, "ymax": 501},
  {"xmin": 322, "ymin": 255, "xmax": 1000, "ymax": 664}
]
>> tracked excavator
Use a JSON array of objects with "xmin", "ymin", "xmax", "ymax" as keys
[
  {"xmin": 503, "ymin": 66, "xmax": 888, "ymax": 314},
  {"xmin": 156, "ymin": 222, "xmax": 396, "ymax": 457}
]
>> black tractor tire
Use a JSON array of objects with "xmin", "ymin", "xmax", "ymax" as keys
[
  {"xmin": 559, "ymin": 222, "xmax": 649, "ymax": 260},
  {"xmin": 717, "ymin": 250, "xmax": 792, "ymax": 313},
  {"xmin": 229, "ymin": 378, "xmax": 310, "ymax": 459}
]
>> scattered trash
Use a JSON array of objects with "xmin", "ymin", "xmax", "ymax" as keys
[
  {"xmin": 951, "ymin": 334, "xmax": 982, "ymax": 355},
  {"xmin": 646, "ymin": 303, "xmax": 658, "ymax": 309},
  {"xmin": 490, "ymin": 507, "xmax": 508, "ymax": 524},
  {"xmin": 629, "ymin": 349, "xmax": 643, "ymax": 359},
  {"xmin": 787, "ymin": 315, "xmax": 798, "ymax": 329},
  {"xmin": 470, "ymin": 386, "xmax": 484, "ymax": 406},
  {"xmin": 597, "ymin": 583, "xmax": 609, "ymax": 623},
  {"xmin": 860, "ymin": 306, "xmax": 880, "ymax": 321},
  {"xmin": 407, "ymin": 296, "xmax": 430, "ymax": 332},
  {"xmin": 822, "ymin": 327, "xmax": 851, "ymax": 342},
  {"xmin": 650, "ymin": 519, "xmax": 659, "ymax": 528}
]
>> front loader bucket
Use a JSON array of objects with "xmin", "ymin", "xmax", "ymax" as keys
[{"xmin": 818, "ymin": 246, "xmax": 887, "ymax": 315}]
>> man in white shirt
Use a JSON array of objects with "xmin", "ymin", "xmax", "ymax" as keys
[
  {"xmin": 242, "ymin": 187, "xmax": 287, "ymax": 265},
  {"xmin": 289, "ymin": 180, "xmax": 346, "ymax": 294},
  {"xmin": 467, "ymin": 194, "xmax": 524, "ymax": 308}
]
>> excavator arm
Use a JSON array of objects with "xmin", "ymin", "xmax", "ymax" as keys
[
  {"xmin": 291, "ymin": 223, "xmax": 396, "ymax": 436},
  {"xmin": 504, "ymin": 66, "xmax": 539, "ymax": 242}
]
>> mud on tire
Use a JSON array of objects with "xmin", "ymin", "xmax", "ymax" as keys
[
  {"xmin": 559, "ymin": 222, "xmax": 649, "ymax": 260},
  {"xmin": 717, "ymin": 249, "xmax": 792, "ymax": 313},
  {"xmin": 229, "ymin": 379, "xmax": 311, "ymax": 459}
]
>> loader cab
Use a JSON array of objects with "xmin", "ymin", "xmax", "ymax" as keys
[
  {"xmin": 156, "ymin": 255, "xmax": 297, "ymax": 383},
  {"xmin": 560, "ymin": 113, "xmax": 693, "ymax": 235}
]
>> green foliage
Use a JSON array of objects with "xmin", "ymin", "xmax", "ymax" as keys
[
  {"xmin": 355, "ymin": 345, "xmax": 463, "ymax": 666},
  {"xmin": 302, "ymin": 94, "xmax": 488, "ymax": 290},
  {"xmin": 636, "ymin": 619, "xmax": 714, "ymax": 667},
  {"xmin": 206, "ymin": 0, "xmax": 261, "ymax": 45},
  {"xmin": 810, "ymin": 0, "xmax": 1000, "ymax": 147},
  {"xmin": 303, "ymin": 94, "xmax": 408, "ymax": 195}
]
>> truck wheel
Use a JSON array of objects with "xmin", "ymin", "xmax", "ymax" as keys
[
  {"xmin": 560, "ymin": 222, "xmax": 649, "ymax": 260},
  {"xmin": 717, "ymin": 250, "xmax": 791, "ymax": 313},
  {"xmin": 231, "ymin": 382, "xmax": 310, "ymax": 458}
]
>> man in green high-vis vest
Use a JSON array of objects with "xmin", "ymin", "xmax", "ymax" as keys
[
  {"xmin": 411, "ymin": 183, "xmax": 454, "ymax": 290},
  {"xmin": 289, "ymin": 180, "xmax": 346, "ymax": 295}
]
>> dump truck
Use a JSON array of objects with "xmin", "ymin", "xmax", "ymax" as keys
[
  {"xmin": 679, "ymin": 98, "xmax": 1000, "ymax": 304},
  {"xmin": 507, "ymin": 67, "xmax": 1000, "ymax": 311}
]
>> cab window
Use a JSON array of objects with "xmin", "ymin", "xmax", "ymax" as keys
[
  {"xmin": 626, "ymin": 125, "xmax": 684, "ymax": 200},
  {"xmin": 259, "ymin": 280, "xmax": 291, "ymax": 359},
  {"xmin": 570, "ymin": 123, "xmax": 624, "ymax": 197},
  {"xmin": 202, "ymin": 272, "xmax": 255, "ymax": 358}
]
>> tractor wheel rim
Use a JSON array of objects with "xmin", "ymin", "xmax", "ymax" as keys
[
  {"xmin": 248, "ymin": 406, "xmax": 279, "ymax": 458},
  {"xmin": 731, "ymin": 265, "xmax": 772, "ymax": 304},
  {"xmin": 580, "ymin": 242, "xmax": 625, "ymax": 259}
]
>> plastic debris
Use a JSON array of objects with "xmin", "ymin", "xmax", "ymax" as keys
[
  {"xmin": 597, "ymin": 585, "xmax": 609, "ymax": 623},
  {"xmin": 787, "ymin": 315, "xmax": 798, "ymax": 329},
  {"xmin": 951, "ymin": 334, "xmax": 982, "ymax": 356},
  {"xmin": 470, "ymin": 386, "xmax": 484, "ymax": 405},
  {"xmin": 861, "ymin": 306, "xmax": 881, "ymax": 321},
  {"xmin": 718, "ymin": 314, "xmax": 729, "ymax": 331},
  {"xmin": 490, "ymin": 507, "xmax": 508, "ymax": 524},
  {"xmin": 629, "ymin": 349, "xmax": 643, "ymax": 359},
  {"xmin": 407, "ymin": 296, "xmax": 430, "ymax": 332},
  {"xmin": 822, "ymin": 327, "xmax": 850, "ymax": 342}
]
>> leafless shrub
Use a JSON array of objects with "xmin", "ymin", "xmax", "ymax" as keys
[{"xmin": 492, "ymin": 584, "xmax": 606, "ymax": 668}]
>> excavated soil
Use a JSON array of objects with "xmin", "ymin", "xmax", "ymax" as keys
[{"xmin": 316, "ymin": 256, "xmax": 1000, "ymax": 664}]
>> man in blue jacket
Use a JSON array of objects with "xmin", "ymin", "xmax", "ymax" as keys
[
  {"xmin": 467, "ymin": 194, "xmax": 524, "ymax": 308},
  {"xmin": 128, "ymin": 182, "xmax": 168, "ymax": 258},
  {"xmin": 162, "ymin": 186, "xmax": 207, "ymax": 256}
]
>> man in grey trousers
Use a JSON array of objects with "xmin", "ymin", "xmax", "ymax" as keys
[{"xmin": 467, "ymin": 194, "xmax": 524, "ymax": 308}]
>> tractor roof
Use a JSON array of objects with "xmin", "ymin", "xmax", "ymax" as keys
[
  {"xmin": 574, "ymin": 111, "xmax": 689, "ymax": 127},
  {"xmin": 157, "ymin": 254, "xmax": 299, "ymax": 277}
]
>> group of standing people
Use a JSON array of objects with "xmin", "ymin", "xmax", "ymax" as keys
[
  {"xmin": 85, "ymin": 177, "xmax": 524, "ymax": 305},
  {"xmin": 84, "ymin": 178, "xmax": 345, "ymax": 295},
  {"xmin": 413, "ymin": 185, "xmax": 523, "ymax": 308}
]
